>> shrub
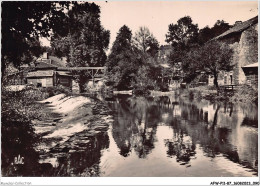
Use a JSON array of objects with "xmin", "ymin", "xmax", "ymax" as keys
[
  {"xmin": 1, "ymin": 88, "xmax": 42, "ymax": 176},
  {"xmin": 188, "ymin": 90, "xmax": 194, "ymax": 100},
  {"xmin": 43, "ymin": 85, "xmax": 71, "ymax": 97},
  {"xmin": 133, "ymin": 87, "xmax": 151, "ymax": 96},
  {"xmin": 196, "ymin": 90, "xmax": 203, "ymax": 100},
  {"xmin": 231, "ymin": 85, "xmax": 258, "ymax": 104},
  {"xmin": 158, "ymin": 82, "xmax": 169, "ymax": 92}
]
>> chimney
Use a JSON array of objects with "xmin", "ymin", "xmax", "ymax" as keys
[
  {"xmin": 61, "ymin": 57, "xmax": 67, "ymax": 66},
  {"xmin": 43, "ymin": 52, "xmax": 49, "ymax": 59},
  {"xmin": 234, "ymin": 21, "xmax": 242, "ymax": 27}
]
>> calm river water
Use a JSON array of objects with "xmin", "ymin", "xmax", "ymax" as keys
[
  {"xmin": 98, "ymin": 95, "xmax": 258, "ymax": 177},
  {"xmin": 100, "ymin": 93, "xmax": 258, "ymax": 177},
  {"xmin": 2, "ymin": 94, "xmax": 258, "ymax": 177}
]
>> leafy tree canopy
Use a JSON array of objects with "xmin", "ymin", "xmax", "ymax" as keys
[
  {"xmin": 211, "ymin": 20, "xmax": 231, "ymax": 38},
  {"xmin": 51, "ymin": 2, "xmax": 110, "ymax": 67},
  {"xmin": 183, "ymin": 41, "xmax": 233, "ymax": 87},
  {"xmin": 165, "ymin": 16, "xmax": 199, "ymax": 49},
  {"xmin": 50, "ymin": 2, "xmax": 110, "ymax": 92},
  {"xmin": 198, "ymin": 20, "xmax": 231, "ymax": 45},
  {"xmin": 1, "ymin": 1, "xmax": 71, "ymax": 77},
  {"xmin": 106, "ymin": 25, "xmax": 139, "ymax": 90},
  {"xmin": 133, "ymin": 26, "xmax": 159, "ymax": 58}
]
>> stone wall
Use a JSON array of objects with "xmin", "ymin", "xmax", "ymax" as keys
[{"xmin": 228, "ymin": 24, "xmax": 258, "ymax": 84}]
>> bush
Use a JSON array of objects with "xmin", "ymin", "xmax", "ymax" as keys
[
  {"xmin": 1, "ymin": 87, "xmax": 42, "ymax": 176},
  {"xmin": 133, "ymin": 87, "xmax": 151, "ymax": 96},
  {"xmin": 196, "ymin": 91, "xmax": 203, "ymax": 100},
  {"xmin": 231, "ymin": 85, "xmax": 258, "ymax": 104},
  {"xmin": 43, "ymin": 85, "xmax": 71, "ymax": 97},
  {"xmin": 158, "ymin": 82, "xmax": 169, "ymax": 92},
  {"xmin": 188, "ymin": 90, "xmax": 194, "ymax": 100}
]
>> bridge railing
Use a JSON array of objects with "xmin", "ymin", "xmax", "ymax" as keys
[{"xmin": 218, "ymin": 84, "xmax": 240, "ymax": 95}]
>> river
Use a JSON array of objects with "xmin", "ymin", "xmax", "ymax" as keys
[
  {"xmin": 98, "ymin": 94, "xmax": 258, "ymax": 176},
  {"xmin": 2, "ymin": 94, "xmax": 258, "ymax": 177}
]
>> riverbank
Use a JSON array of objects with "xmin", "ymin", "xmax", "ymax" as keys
[
  {"xmin": 189, "ymin": 85, "xmax": 257, "ymax": 104},
  {"xmin": 151, "ymin": 85, "xmax": 257, "ymax": 104},
  {"xmin": 1, "ymin": 87, "xmax": 114, "ymax": 176},
  {"xmin": 36, "ymin": 94, "xmax": 113, "ymax": 147}
]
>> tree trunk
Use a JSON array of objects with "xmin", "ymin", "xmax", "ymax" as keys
[
  {"xmin": 213, "ymin": 73, "xmax": 218, "ymax": 89},
  {"xmin": 212, "ymin": 104, "xmax": 220, "ymax": 129},
  {"xmin": 1, "ymin": 59, "xmax": 6, "ymax": 83},
  {"xmin": 79, "ymin": 77, "xmax": 87, "ymax": 93}
]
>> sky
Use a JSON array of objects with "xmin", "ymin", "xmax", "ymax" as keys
[{"xmin": 41, "ymin": 1, "xmax": 258, "ymax": 50}]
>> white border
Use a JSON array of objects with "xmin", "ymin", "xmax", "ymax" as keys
[
  {"xmin": 1, "ymin": 177, "xmax": 260, "ymax": 185},
  {"xmin": 0, "ymin": 0, "xmax": 259, "ymax": 186}
]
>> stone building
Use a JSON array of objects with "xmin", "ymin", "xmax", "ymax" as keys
[{"xmin": 212, "ymin": 16, "xmax": 258, "ymax": 86}]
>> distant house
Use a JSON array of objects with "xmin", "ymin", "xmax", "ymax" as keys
[
  {"xmin": 26, "ymin": 53, "xmax": 72, "ymax": 88},
  {"xmin": 211, "ymin": 16, "xmax": 258, "ymax": 86},
  {"xmin": 208, "ymin": 71, "xmax": 234, "ymax": 86},
  {"xmin": 7, "ymin": 52, "xmax": 73, "ymax": 88},
  {"xmin": 158, "ymin": 45, "xmax": 172, "ymax": 63},
  {"xmin": 157, "ymin": 45, "xmax": 184, "ymax": 89}
]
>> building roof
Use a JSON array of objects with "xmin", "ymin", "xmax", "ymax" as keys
[
  {"xmin": 159, "ymin": 63, "xmax": 170, "ymax": 68},
  {"xmin": 58, "ymin": 67, "xmax": 107, "ymax": 71},
  {"xmin": 35, "ymin": 61, "xmax": 58, "ymax": 69},
  {"xmin": 242, "ymin": 62, "xmax": 258, "ymax": 68},
  {"xmin": 49, "ymin": 56, "xmax": 67, "ymax": 67},
  {"xmin": 159, "ymin": 45, "xmax": 171, "ymax": 50},
  {"xmin": 35, "ymin": 55, "xmax": 66, "ymax": 69},
  {"xmin": 27, "ymin": 70, "xmax": 54, "ymax": 78},
  {"xmin": 57, "ymin": 71, "xmax": 72, "ymax": 76},
  {"xmin": 214, "ymin": 16, "xmax": 258, "ymax": 40}
]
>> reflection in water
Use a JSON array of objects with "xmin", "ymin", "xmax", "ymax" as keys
[
  {"xmin": 165, "ymin": 134, "xmax": 196, "ymax": 165},
  {"xmin": 109, "ymin": 96, "xmax": 158, "ymax": 158},
  {"xmin": 49, "ymin": 132, "xmax": 109, "ymax": 176},
  {"xmin": 2, "ymin": 128, "xmax": 109, "ymax": 176},
  {"xmin": 106, "ymin": 95, "xmax": 258, "ymax": 176},
  {"xmin": 41, "ymin": 131, "xmax": 109, "ymax": 177},
  {"xmin": 2, "ymin": 94, "xmax": 258, "ymax": 177}
]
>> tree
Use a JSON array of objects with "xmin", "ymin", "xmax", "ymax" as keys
[
  {"xmin": 1, "ymin": 1, "xmax": 71, "ymax": 78},
  {"xmin": 165, "ymin": 16, "xmax": 199, "ymax": 84},
  {"xmin": 165, "ymin": 16, "xmax": 199, "ymax": 49},
  {"xmin": 106, "ymin": 25, "xmax": 139, "ymax": 90},
  {"xmin": 181, "ymin": 48, "xmax": 202, "ymax": 83},
  {"xmin": 197, "ymin": 20, "xmax": 231, "ymax": 45},
  {"xmin": 51, "ymin": 2, "xmax": 110, "ymax": 92},
  {"xmin": 133, "ymin": 26, "xmax": 159, "ymax": 59},
  {"xmin": 106, "ymin": 25, "xmax": 133, "ymax": 71},
  {"xmin": 195, "ymin": 41, "xmax": 233, "ymax": 88},
  {"xmin": 132, "ymin": 27, "xmax": 165, "ymax": 92},
  {"xmin": 198, "ymin": 26, "xmax": 215, "ymax": 45},
  {"xmin": 211, "ymin": 20, "xmax": 231, "ymax": 38}
]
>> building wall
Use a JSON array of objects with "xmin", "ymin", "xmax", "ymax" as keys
[
  {"xmin": 208, "ymin": 71, "xmax": 233, "ymax": 86},
  {"xmin": 227, "ymin": 24, "xmax": 258, "ymax": 85},
  {"xmin": 27, "ymin": 77, "xmax": 53, "ymax": 87},
  {"xmin": 72, "ymin": 80, "xmax": 80, "ymax": 93},
  {"xmin": 57, "ymin": 76, "xmax": 72, "ymax": 88},
  {"xmin": 243, "ymin": 67, "xmax": 258, "ymax": 88}
]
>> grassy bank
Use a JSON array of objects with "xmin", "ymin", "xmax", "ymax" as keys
[{"xmin": 179, "ymin": 85, "xmax": 258, "ymax": 104}]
